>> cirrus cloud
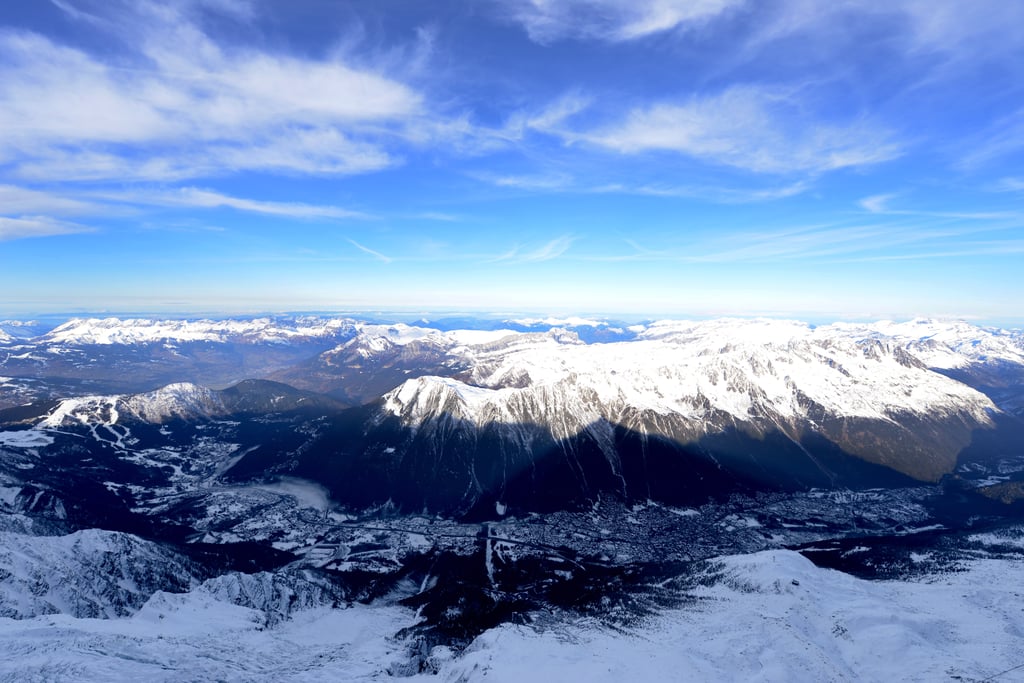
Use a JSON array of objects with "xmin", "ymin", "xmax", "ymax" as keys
[
  {"xmin": 572, "ymin": 86, "xmax": 902, "ymax": 174},
  {"xmin": 0, "ymin": 2, "xmax": 421, "ymax": 183},
  {"xmin": 0, "ymin": 216, "xmax": 94, "ymax": 241},
  {"xmin": 502, "ymin": 0, "xmax": 743, "ymax": 43}
]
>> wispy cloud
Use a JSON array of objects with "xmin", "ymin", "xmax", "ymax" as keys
[
  {"xmin": 955, "ymin": 107, "xmax": 1024, "ymax": 170},
  {"xmin": 856, "ymin": 193, "xmax": 1015, "ymax": 221},
  {"xmin": 347, "ymin": 238, "xmax": 392, "ymax": 263},
  {"xmin": 859, "ymin": 193, "xmax": 898, "ymax": 213},
  {"xmin": 895, "ymin": 0, "xmax": 1024, "ymax": 62},
  {"xmin": 94, "ymin": 187, "xmax": 368, "ymax": 220},
  {"xmin": 0, "ymin": 185, "xmax": 105, "ymax": 241},
  {"xmin": 676, "ymin": 218, "xmax": 1024, "ymax": 264},
  {"xmin": 0, "ymin": 2, "xmax": 421, "ymax": 182},
  {"xmin": 623, "ymin": 238, "xmax": 663, "ymax": 256},
  {"xmin": 628, "ymin": 180, "xmax": 811, "ymax": 202},
  {"xmin": 553, "ymin": 214, "xmax": 1024, "ymax": 266},
  {"xmin": 995, "ymin": 177, "xmax": 1024, "ymax": 192},
  {"xmin": 0, "ymin": 216, "xmax": 94, "ymax": 241},
  {"xmin": 574, "ymin": 86, "xmax": 902, "ymax": 174},
  {"xmin": 476, "ymin": 168, "xmax": 810, "ymax": 202},
  {"xmin": 501, "ymin": 0, "xmax": 743, "ymax": 43},
  {"xmin": 485, "ymin": 173, "xmax": 575, "ymax": 191},
  {"xmin": 525, "ymin": 93, "xmax": 593, "ymax": 132},
  {"xmin": 0, "ymin": 185, "xmax": 100, "ymax": 215},
  {"xmin": 492, "ymin": 236, "xmax": 575, "ymax": 263},
  {"xmin": 838, "ymin": 240, "xmax": 1024, "ymax": 262},
  {"xmin": 408, "ymin": 212, "xmax": 461, "ymax": 222},
  {"xmin": 737, "ymin": 1, "xmax": 1024, "ymax": 85}
]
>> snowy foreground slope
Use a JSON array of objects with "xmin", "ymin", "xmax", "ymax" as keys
[{"xmin": 0, "ymin": 547, "xmax": 1022, "ymax": 682}]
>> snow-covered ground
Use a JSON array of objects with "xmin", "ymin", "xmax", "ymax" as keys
[
  {"xmin": 37, "ymin": 316, "xmax": 356, "ymax": 345},
  {"xmin": 442, "ymin": 550, "xmax": 1024, "ymax": 682},
  {"xmin": 1, "ymin": 548, "xmax": 1023, "ymax": 682},
  {"xmin": 0, "ymin": 430, "xmax": 55, "ymax": 448}
]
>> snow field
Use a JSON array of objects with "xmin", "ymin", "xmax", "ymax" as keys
[{"xmin": 1, "ymin": 549, "xmax": 1023, "ymax": 682}]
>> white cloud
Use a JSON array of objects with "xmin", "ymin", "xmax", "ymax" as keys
[
  {"xmin": 526, "ymin": 93, "xmax": 593, "ymax": 131},
  {"xmin": 525, "ymin": 235, "xmax": 574, "ymax": 261},
  {"xmin": 12, "ymin": 150, "xmax": 197, "ymax": 183},
  {"xmin": 0, "ymin": 185, "xmax": 99, "ymax": 215},
  {"xmin": 579, "ymin": 86, "xmax": 902, "ymax": 174},
  {"xmin": 896, "ymin": 0, "xmax": 1024, "ymax": 57},
  {"xmin": 629, "ymin": 180, "xmax": 811, "ymax": 202},
  {"xmin": 0, "ymin": 216, "xmax": 93, "ymax": 241},
  {"xmin": 96, "ymin": 187, "xmax": 368, "ymax": 220},
  {"xmin": 411, "ymin": 212, "xmax": 460, "ymax": 222},
  {"xmin": 503, "ymin": 0, "xmax": 743, "ymax": 43},
  {"xmin": 855, "ymin": 194, "xmax": 1015, "ymax": 221},
  {"xmin": 209, "ymin": 129, "xmax": 395, "ymax": 176},
  {"xmin": 347, "ymin": 239, "xmax": 392, "ymax": 263},
  {"xmin": 476, "ymin": 168, "xmax": 810, "ymax": 202},
  {"xmin": 488, "ymin": 173, "xmax": 575, "ymax": 191},
  {"xmin": 859, "ymin": 193, "xmax": 897, "ymax": 213},
  {"xmin": 494, "ymin": 236, "xmax": 575, "ymax": 263},
  {"xmin": 744, "ymin": 1, "xmax": 1024, "ymax": 61},
  {"xmin": 0, "ymin": 3, "xmax": 421, "ymax": 182}
]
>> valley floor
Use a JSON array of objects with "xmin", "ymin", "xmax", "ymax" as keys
[{"xmin": 2, "ymin": 547, "xmax": 1023, "ymax": 682}]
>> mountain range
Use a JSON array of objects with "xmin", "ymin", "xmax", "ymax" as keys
[
  {"xmin": 3, "ymin": 315, "xmax": 1021, "ymax": 513},
  {"xmin": 1, "ymin": 314, "xmax": 1023, "ymax": 678}
]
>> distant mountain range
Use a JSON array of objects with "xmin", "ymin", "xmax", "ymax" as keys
[
  {"xmin": 3, "ymin": 314, "xmax": 1024, "ymax": 674},
  {"xmin": 2, "ymin": 315, "xmax": 1022, "ymax": 517}
]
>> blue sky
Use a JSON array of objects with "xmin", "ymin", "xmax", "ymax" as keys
[{"xmin": 1, "ymin": 0, "xmax": 1023, "ymax": 324}]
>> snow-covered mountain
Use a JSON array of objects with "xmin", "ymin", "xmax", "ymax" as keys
[
  {"xmin": 40, "ymin": 383, "xmax": 227, "ymax": 429},
  {"xmin": 378, "ymin": 319, "xmax": 998, "ymax": 490},
  {"xmin": 38, "ymin": 315, "xmax": 357, "ymax": 346},
  {"xmin": 829, "ymin": 318, "xmax": 1024, "ymax": 370},
  {"xmin": 0, "ymin": 317, "xmax": 367, "ymax": 397},
  {"xmin": 31, "ymin": 379, "xmax": 346, "ymax": 432},
  {"xmin": 0, "ymin": 320, "xmax": 49, "ymax": 341},
  {"xmin": 269, "ymin": 323, "xmax": 514, "ymax": 402},
  {"xmin": 5, "ymin": 316, "xmax": 1019, "ymax": 517},
  {"xmin": 0, "ymin": 528, "xmax": 201, "ymax": 619},
  {"xmin": 2, "ymin": 313, "xmax": 1023, "ymax": 682}
]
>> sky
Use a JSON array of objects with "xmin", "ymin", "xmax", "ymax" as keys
[{"xmin": 1, "ymin": 0, "xmax": 1023, "ymax": 325}]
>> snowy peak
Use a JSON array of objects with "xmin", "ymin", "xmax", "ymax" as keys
[
  {"xmin": 336, "ymin": 324, "xmax": 444, "ymax": 359},
  {"xmin": 340, "ymin": 323, "xmax": 529, "ymax": 358},
  {"xmin": 379, "ymin": 318, "xmax": 1000, "ymax": 482},
  {"xmin": 124, "ymin": 383, "xmax": 225, "ymax": 423},
  {"xmin": 383, "ymin": 376, "xmax": 494, "ymax": 425},
  {"xmin": 827, "ymin": 318, "xmax": 1024, "ymax": 369},
  {"xmin": 39, "ymin": 382, "xmax": 226, "ymax": 430},
  {"xmin": 509, "ymin": 316, "xmax": 609, "ymax": 328},
  {"xmin": 387, "ymin": 334, "xmax": 995, "ymax": 429},
  {"xmin": 0, "ymin": 528, "xmax": 201, "ymax": 619},
  {"xmin": 637, "ymin": 317, "xmax": 815, "ymax": 345},
  {"xmin": 38, "ymin": 316, "xmax": 357, "ymax": 346},
  {"xmin": 352, "ymin": 322, "xmax": 444, "ymax": 346},
  {"xmin": 464, "ymin": 319, "xmax": 994, "ymax": 422},
  {"xmin": 0, "ymin": 320, "xmax": 44, "ymax": 342},
  {"xmin": 35, "ymin": 379, "xmax": 344, "ymax": 431}
]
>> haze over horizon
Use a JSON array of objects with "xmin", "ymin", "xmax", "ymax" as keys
[{"xmin": 2, "ymin": 1, "xmax": 1023, "ymax": 324}]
